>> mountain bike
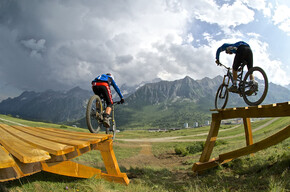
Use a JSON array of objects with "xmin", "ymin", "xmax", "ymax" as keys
[
  {"xmin": 215, "ymin": 62, "xmax": 268, "ymax": 109},
  {"xmin": 86, "ymin": 95, "xmax": 120, "ymax": 139}
]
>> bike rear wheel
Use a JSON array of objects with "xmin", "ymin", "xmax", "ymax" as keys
[
  {"xmin": 241, "ymin": 67, "xmax": 268, "ymax": 106},
  {"xmin": 86, "ymin": 95, "xmax": 103, "ymax": 133},
  {"xmin": 215, "ymin": 84, "xmax": 229, "ymax": 109}
]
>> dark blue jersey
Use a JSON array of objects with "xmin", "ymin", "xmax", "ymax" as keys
[
  {"xmin": 92, "ymin": 74, "xmax": 123, "ymax": 99},
  {"xmin": 216, "ymin": 41, "xmax": 250, "ymax": 60}
]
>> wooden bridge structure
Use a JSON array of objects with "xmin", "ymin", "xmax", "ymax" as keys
[
  {"xmin": 0, "ymin": 124, "xmax": 129, "ymax": 185},
  {"xmin": 192, "ymin": 101, "xmax": 290, "ymax": 173}
]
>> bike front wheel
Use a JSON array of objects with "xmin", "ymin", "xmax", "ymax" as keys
[
  {"xmin": 241, "ymin": 67, "xmax": 268, "ymax": 106},
  {"xmin": 86, "ymin": 95, "xmax": 103, "ymax": 133},
  {"xmin": 215, "ymin": 84, "xmax": 229, "ymax": 109}
]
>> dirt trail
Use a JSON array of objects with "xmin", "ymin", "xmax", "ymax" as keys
[
  {"xmin": 117, "ymin": 141, "xmax": 193, "ymax": 169},
  {"xmin": 118, "ymin": 118, "xmax": 281, "ymax": 169},
  {"xmin": 117, "ymin": 118, "xmax": 279, "ymax": 143}
]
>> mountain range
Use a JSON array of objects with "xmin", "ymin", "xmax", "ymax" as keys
[{"xmin": 0, "ymin": 76, "xmax": 289, "ymax": 129}]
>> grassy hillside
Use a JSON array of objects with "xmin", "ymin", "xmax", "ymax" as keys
[
  {"xmin": 115, "ymin": 100, "xmax": 212, "ymax": 130},
  {"xmin": 0, "ymin": 115, "xmax": 289, "ymax": 192}
]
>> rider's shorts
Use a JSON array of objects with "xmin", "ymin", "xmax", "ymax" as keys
[
  {"xmin": 233, "ymin": 45, "xmax": 253, "ymax": 71},
  {"xmin": 92, "ymin": 82, "xmax": 114, "ymax": 107}
]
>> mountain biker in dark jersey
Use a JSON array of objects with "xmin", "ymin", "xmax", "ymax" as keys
[
  {"xmin": 215, "ymin": 41, "xmax": 256, "ymax": 93},
  {"xmin": 92, "ymin": 73, "xmax": 124, "ymax": 128}
]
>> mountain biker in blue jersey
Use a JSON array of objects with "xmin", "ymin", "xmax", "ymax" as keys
[
  {"xmin": 91, "ymin": 73, "xmax": 124, "ymax": 128},
  {"xmin": 215, "ymin": 41, "xmax": 256, "ymax": 93}
]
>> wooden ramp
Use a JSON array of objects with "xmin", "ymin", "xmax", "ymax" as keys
[
  {"xmin": 0, "ymin": 124, "xmax": 129, "ymax": 185},
  {"xmin": 192, "ymin": 101, "xmax": 290, "ymax": 173}
]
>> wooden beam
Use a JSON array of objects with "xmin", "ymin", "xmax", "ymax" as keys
[
  {"xmin": 199, "ymin": 113, "xmax": 221, "ymax": 163},
  {"xmin": 219, "ymin": 125, "xmax": 290, "ymax": 161},
  {"xmin": 11, "ymin": 125, "xmax": 91, "ymax": 149},
  {"xmin": 41, "ymin": 161, "xmax": 102, "ymax": 178}
]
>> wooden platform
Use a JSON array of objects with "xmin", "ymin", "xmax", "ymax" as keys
[
  {"xmin": 193, "ymin": 101, "xmax": 290, "ymax": 173},
  {"xmin": 0, "ymin": 124, "xmax": 129, "ymax": 185}
]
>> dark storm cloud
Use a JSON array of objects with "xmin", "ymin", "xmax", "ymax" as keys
[{"xmin": 0, "ymin": 0, "xmax": 195, "ymax": 91}]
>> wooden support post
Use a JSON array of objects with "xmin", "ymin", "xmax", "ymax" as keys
[
  {"xmin": 193, "ymin": 101, "xmax": 290, "ymax": 173},
  {"xmin": 95, "ymin": 139, "xmax": 130, "ymax": 185},
  {"xmin": 243, "ymin": 118, "xmax": 253, "ymax": 146},
  {"xmin": 198, "ymin": 113, "xmax": 221, "ymax": 163}
]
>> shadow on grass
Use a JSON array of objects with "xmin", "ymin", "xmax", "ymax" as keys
[
  {"xmin": 0, "ymin": 157, "xmax": 289, "ymax": 192},
  {"xmin": 123, "ymin": 156, "xmax": 290, "ymax": 192},
  {"xmin": 0, "ymin": 171, "xmax": 84, "ymax": 191}
]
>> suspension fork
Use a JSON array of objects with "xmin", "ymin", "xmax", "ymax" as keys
[
  {"xmin": 111, "ymin": 105, "xmax": 115, "ymax": 126},
  {"xmin": 222, "ymin": 73, "xmax": 230, "ymax": 86}
]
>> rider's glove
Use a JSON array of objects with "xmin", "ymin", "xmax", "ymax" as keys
[
  {"xmin": 215, "ymin": 60, "xmax": 221, "ymax": 66},
  {"xmin": 120, "ymin": 98, "xmax": 125, "ymax": 104}
]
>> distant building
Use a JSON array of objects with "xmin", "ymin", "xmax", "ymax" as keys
[
  {"xmin": 184, "ymin": 122, "xmax": 188, "ymax": 128},
  {"xmin": 194, "ymin": 122, "xmax": 199, "ymax": 128},
  {"xmin": 205, "ymin": 120, "xmax": 210, "ymax": 126}
]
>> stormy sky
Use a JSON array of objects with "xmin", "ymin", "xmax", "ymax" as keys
[{"xmin": 0, "ymin": 0, "xmax": 289, "ymax": 100}]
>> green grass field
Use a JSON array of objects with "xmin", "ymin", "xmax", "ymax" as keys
[{"xmin": 0, "ymin": 115, "xmax": 289, "ymax": 192}]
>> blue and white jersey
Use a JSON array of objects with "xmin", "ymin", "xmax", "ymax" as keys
[
  {"xmin": 92, "ymin": 74, "xmax": 123, "ymax": 99},
  {"xmin": 216, "ymin": 41, "xmax": 250, "ymax": 60}
]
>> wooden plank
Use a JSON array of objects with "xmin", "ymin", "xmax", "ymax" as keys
[
  {"xmin": 0, "ymin": 127, "xmax": 50, "ymax": 163},
  {"xmin": 0, "ymin": 146, "xmax": 15, "ymax": 169},
  {"xmin": 219, "ymin": 125, "xmax": 290, "ymax": 161},
  {"xmin": 10, "ymin": 126, "xmax": 91, "ymax": 149},
  {"xmin": 13, "ymin": 125, "xmax": 108, "ymax": 143},
  {"xmin": 31, "ymin": 126, "xmax": 112, "ymax": 140},
  {"xmin": 0, "ymin": 124, "xmax": 75, "ymax": 156}
]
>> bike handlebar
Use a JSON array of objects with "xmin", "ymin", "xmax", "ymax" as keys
[{"xmin": 217, "ymin": 63, "xmax": 230, "ymax": 70}]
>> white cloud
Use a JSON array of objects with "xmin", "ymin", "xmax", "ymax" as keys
[
  {"xmin": 241, "ymin": 0, "xmax": 272, "ymax": 17},
  {"xmin": 248, "ymin": 38, "xmax": 290, "ymax": 86},
  {"xmin": 188, "ymin": 0, "xmax": 254, "ymax": 29},
  {"xmin": 272, "ymin": 4, "xmax": 290, "ymax": 35},
  {"xmin": 0, "ymin": 0, "xmax": 289, "ymax": 95}
]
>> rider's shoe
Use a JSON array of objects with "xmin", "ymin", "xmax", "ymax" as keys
[
  {"xmin": 246, "ymin": 80, "xmax": 258, "ymax": 96},
  {"xmin": 249, "ymin": 80, "xmax": 258, "ymax": 87},
  {"xmin": 228, "ymin": 85, "xmax": 238, "ymax": 93},
  {"xmin": 103, "ymin": 113, "xmax": 110, "ymax": 128}
]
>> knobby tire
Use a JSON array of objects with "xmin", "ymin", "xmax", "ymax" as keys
[
  {"xmin": 86, "ymin": 95, "xmax": 103, "ymax": 133},
  {"xmin": 242, "ymin": 67, "xmax": 268, "ymax": 106},
  {"xmin": 215, "ymin": 84, "xmax": 229, "ymax": 109}
]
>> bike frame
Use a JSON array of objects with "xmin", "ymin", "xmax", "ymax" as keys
[
  {"xmin": 99, "ymin": 98, "xmax": 116, "ymax": 125},
  {"xmin": 220, "ymin": 63, "xmax": 246, "ymax": 95}
]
